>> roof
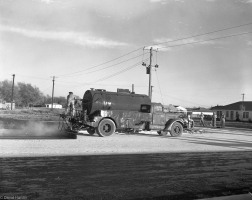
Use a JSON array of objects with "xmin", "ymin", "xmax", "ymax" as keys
[
  {"xmin": 211, "ymin": 101, "xmax": 252, "ymax": 111},
  {"xmin": 187, "ymin": 107, "xmax": 213, "ymax": 113}
]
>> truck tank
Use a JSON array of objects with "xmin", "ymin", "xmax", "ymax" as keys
[{"xmin": 82, "ymin": 89, "xmax": 151, "ymax": 115}]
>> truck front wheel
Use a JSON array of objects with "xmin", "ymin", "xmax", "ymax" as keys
[
  {"xmin": 96, "ymin": 118, "xmax": 116, "ymax": 137},
  {"xmin": 170, "ymin": 122, "xmax": 183, "ymax": 137}
]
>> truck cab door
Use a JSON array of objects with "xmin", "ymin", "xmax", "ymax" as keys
[
  {"xmin": 152, "ymin": 113, "xmax": 166, "ymax": 125},
  {"xmin": 151, "ymin": 104, "xmax": 166, "ymax": 125}
]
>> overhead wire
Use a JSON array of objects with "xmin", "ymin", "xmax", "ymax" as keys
[
  {"xmin": 9, "ymin": 22, "xmax": 252, "ymax": 94},
  {"xmin": 58, "ymin": 22, "xmax": 252, "ymax": 80},
  {"xmin": 11, "ymin": 73, "xmax": 51, "ymax": 81},
  {"xmin": 58, "ymin": 47, "xmax": 143, "ymax": 77},
  {"xmin": 94, "ymin": 59, "xmax": 149, "ymax": 83},
  {"xmin": 153, "ymin": 91, "xmax": 210, "ymax": 108},
  {"xmin": 60, "ymin": 52, "xmax": 148, "ymax": 78},
  {"xmin": 152, "ymin": 22, "xmax": 252, "ymax": 46},
  {"xmin": 158, "ymin": 31, "xmax": 252, "ymax": 50},
  {"xmin": 155, "ymin": 70, "xmax": 164, "ymax": 105},
  {"xmin": 153, "ymin": 50, "xmax": 164, "ymax": 104}
]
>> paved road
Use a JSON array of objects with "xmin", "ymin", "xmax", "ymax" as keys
[{"xmin": 0, "ymin": 128, "xmax": 252, "ymax": 199}]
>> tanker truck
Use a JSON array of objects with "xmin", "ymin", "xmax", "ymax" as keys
[{"xmin": 60, "ymin": 88, "xmax": 190, "ymax": 137}]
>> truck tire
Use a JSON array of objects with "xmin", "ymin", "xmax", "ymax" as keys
[
  {"xmin": 170, "ymin": 122, "xmax": 183, "ymax": 137},
  {"xmin": 87, "ymin": 128, "xmax": 96, "ymax": 135},
  {"xmin": 96, "ymin": 118, "xmax": 116, "ymax": 137}
]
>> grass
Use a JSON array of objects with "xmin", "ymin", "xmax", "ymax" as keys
[{"xmin": 0, "ymin": 107, "xmax": 65, "ymax": 121}]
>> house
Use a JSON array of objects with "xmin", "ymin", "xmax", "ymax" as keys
[
  {"xmin": 45, "ymin": 103, "xmax": 63, "ymax": 109},
  {"xmin": 0, "ymin": 99, "xmax": 15, "ymax": 110},
  {"xmin": 211, "ymin": 101, "xmax": 252, "ymax": 122}
]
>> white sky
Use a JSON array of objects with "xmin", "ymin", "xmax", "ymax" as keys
[{"xmin": 0, "ymin": 0, "xmax": 252, "ymax": 107}]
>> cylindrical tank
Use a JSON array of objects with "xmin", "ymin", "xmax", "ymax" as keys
[{"xmin": 82, "ymin": 89, "xmax": 151, "ymax": 115}]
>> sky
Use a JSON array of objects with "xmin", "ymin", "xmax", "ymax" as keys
[{"xmin": 0, "ymin": 0, "xmax": 252, "ymax": 108}]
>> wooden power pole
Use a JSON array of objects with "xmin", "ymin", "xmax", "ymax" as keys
[
  {"xmin": 148, "ymin": 47, "xmax": 153, "ymax": 100},
  {"xmin": 11, "ymin": 74, "xmax": 15, "ymax": 110},
  {"xmin": 51, "ymin": 76, "xmax": 55, "ymax": 109},
  {"xmin": 142, "ymin": 47, "xmax": 158, "ymax": 101},
  {"xmin": 241, "ymin": 93, "xmax": 245, "ymax": 102}
]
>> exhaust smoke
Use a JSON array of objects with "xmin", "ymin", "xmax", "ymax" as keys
[{"xmin": 0, "ymin": 119, "xmax": 70, "ymax": 138}]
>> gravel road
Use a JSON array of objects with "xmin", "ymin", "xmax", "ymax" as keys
[
  {"xmin": 0, "ymin": 128, "xmax": 252, "ymax": 157},
  {"xmin": 1, "ymin": 128, "xmax": 252, "ymax": 199}
]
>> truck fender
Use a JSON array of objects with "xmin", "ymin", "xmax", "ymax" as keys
[
  {"xmin": 87, "ymin": 117, "xmax": 117, "ymax": 129},
  {"xmin": 163, "ymin": 119, "xmax": 184, "ymax": 132}
]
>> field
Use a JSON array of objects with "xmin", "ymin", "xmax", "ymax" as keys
[{"xmin": 0, "ymin": 108, "xmax": 64, "ymax": 121}]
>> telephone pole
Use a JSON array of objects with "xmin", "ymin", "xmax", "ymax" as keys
[
  {"xmin": 148, "ymin": 47, "xmax": 153, "ymax": 99},
  {"xmin": 11, "ymin": 74, "xmax": 15, "ymax": 110},
  {"xmin": 142, "ymin": 47, "xmax": 159, "ymax": 101},
  {"xmin": 51, "ymin": 76, "xmax": 55, "ymax": 109},
  {"xmin": 241, "ymin": 93, "xmax": 245, "ymax": 102}
]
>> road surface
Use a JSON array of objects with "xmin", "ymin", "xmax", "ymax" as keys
[{"xmin": 0, "ymin": 128, "xmax": 252, "ymax": 199}]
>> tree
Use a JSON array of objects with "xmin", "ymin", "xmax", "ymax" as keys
[
  {"xmin": 0, "ymin": 80, "xmax": 68, "ymax": 107},
  {"xmin": 18, "ymin": 82, "xmax": 44, "ymax": 107},
  {"xmin": 0, "ymin": 80, "xmax": 20, "ymax": 104}
]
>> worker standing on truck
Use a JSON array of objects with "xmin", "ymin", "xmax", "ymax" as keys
[
  {"xmin": 66, "ymin": 92, "xmax": 75, "ymax": 117},
  {"xmin": 200, "ymin": 112, "xmax": 205, "ymax": 127}
]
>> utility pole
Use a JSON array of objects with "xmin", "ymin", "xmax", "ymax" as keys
[
  {"xmin": 132, "ymin": 84, "xmax": 135, "ymax": 94},
  {"xmin": 11, "ymin": 74, "xmax": 15, "ymax": 110},
  {"xmin": 142, "ymin": 47, "xmax": 159, "ymax": 101},
  {"xmin": 241, "ymin": 93, "xmax": 245, "ymax": 102},
  {"xmin": 148, "ymin": 47, "xmax": 153, "ymax": 100},
  {"xmin": 51, "ymin": 76, "xmax": 55, "ymax": 110}
]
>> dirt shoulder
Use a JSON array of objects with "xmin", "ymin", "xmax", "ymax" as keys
[{"xmin": 0, "ymin": 108, "xmax": 63, "ymax": 121}]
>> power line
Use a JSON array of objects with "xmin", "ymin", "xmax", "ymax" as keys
[
  {"xmin": 59, "ymin": 52, "xmax": 147, "ymax": 78},
  {"xmin": 57, "ymin": 22, "xmax": 252, "ymax": 79},
  {"xmin": 94, "ymin": 59, "xmax": 149, "ymax": 83},
  {"xmin": 56, "ymin": 80, "xmax": 148, "ymax": 87},
  {"xmin": 13, "ymin": 73, "xmax": 51, "ymax": 81},
  {"xmin": 58, "ymin": 47, "xmax": 143, "ymax": 77},
  {"xmin": 155, "ymin": 70, "xmax": 164, "ymax": 105},
  {"xmin": 153, "ymin": 91, "xmax": 210, "ymax": 108},
  {"xmin": 159, "ymin": 31, "xmax": 252, "ymax": 50},
  {"xmin": 152, "ymin": 22, "xmax": 252, "ymax": 46}
]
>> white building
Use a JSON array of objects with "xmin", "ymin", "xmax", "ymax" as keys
[
  {"xmin": 211, "ymin": 101, "xmax": 252, "ymax": 122},
  {"xmin": 45, "ymin": 103, "xmax": 62, "ymax": 109},
  {"xmin": 0, "ymin": 100, "xmax": 15, "ymax": 110}
]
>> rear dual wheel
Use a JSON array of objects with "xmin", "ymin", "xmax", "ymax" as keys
[{"xmin": 96, "ymin": 118, "xmax": 116, "ymax": 137}]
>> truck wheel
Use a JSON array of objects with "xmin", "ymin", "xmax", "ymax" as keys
[
  {"xmin": 170, "ymin": 122, "xmax": 183, "ymax": 137},
  {"xmin": 96, "ymin": 118, "xmax": 116, "ymax": 137},
  {"xmin": 87, "ymin": 128, "xmax": 95, "ymax": 135}
]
